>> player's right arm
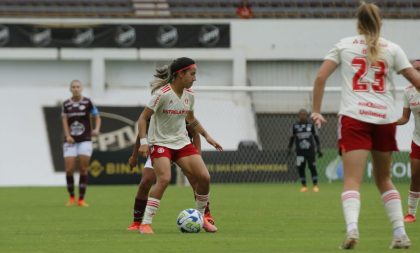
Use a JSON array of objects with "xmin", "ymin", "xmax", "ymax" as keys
[
  {"xmin": 312, "ymin": 60, "xmax": 337, "ymax": 128},
  {"xmin": 138, "ymin": 107, "xmax": 154, "ymax": 158},
  {"xmin": 287, "ymin": 125, "xmax": 295, "ymax": 155},
  {"xmin": 61, "ymin": 103, "xmax": 75, "ymax": 144},
  {"xmin": 128, "ymin": 136, "xmax": 140, "ymax": 168},
  {"xmin": 397, "ymin": 108, "xmax": 411, "ymax": 125}
]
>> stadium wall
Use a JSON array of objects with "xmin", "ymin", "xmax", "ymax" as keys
[{"xmin": 0, "ymin": 19, "xmax": 419, "ymax": 186}]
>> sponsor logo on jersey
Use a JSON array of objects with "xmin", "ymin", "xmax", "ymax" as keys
[
  {"xmin": 359, "ymin": 109, "xmax": 386, "ymax": 119},
  {"xmin": 358, "ymin": 101, "xmax": 387, "ymax": 110},
  {"xmin": 163, "ymin": 109, "xmax": 189, "ymax": 115}
]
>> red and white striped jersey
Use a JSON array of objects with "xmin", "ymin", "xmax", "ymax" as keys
[
  {"xmin": 147, "ymin": 84, "xmax": 195, "ymax": 149},
  {"xmin": 325, "ymin": 35, "xmax": 411, "ymax": 124}
]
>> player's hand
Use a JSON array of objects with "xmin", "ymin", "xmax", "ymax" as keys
[
  {"xmin": 311, "ymin": 112, "xmax": 327, "ymax": 128},
  {"xmin": 317, "ymin": 151, "xmax": 323, "ymax": 158},
  {"xmin": 91, "ymin": 129, "xmax": 100, "ymax": 136},
  {"xmin": 128, "ymin": 155, "xmax": 138, "ymax": 169},
  {"xmin": 138, "ymin": 144, "xmax": 149, "ymax": 158},
  {"xmin": 65, "ymin": 135, "xmax": 75, "ymax": 144},
  {"xmin": 205, "ymin": 136, "xmax": 223, "ymax": 151}
]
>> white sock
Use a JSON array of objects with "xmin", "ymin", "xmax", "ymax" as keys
[
  {"xmin": 341, "ymin": 191, "xmax": 360, "ymax": 233},
  {"xmin": 142, "ymin": 197, "xmax": 160, "ymax": 225},
  {"xmin": 195, "ymin": 193, "xmax": 209, "ymax": 215},
  {"xmin": 381, "ymin": 190, "xmax": 406, "ymax": 237},
  {"xmin": 408, "ymin": 191, "xmax": 420, "ymax": 216}
]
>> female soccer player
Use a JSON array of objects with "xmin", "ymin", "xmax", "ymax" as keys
[
  {"xmin": 126, "ymin": 126, "xmax": 216, "ymax": 230},
  {"xmin": 397, "ymin": 60, "xmax": 420, "ymax": 223},
  {"xmin": 312, "ymin": 2, "xmax": 420, "ymax": 249},
  {"xmin": 287, "ymin": 109, "xmax": 322, "ymax": 193},
  {"xmin": 137, "ymin": 57, "xmax": 222, "ymax": 234},
  {"xmin": 62, "ymin": 80, "xmax": 101, "ymax": 207}
]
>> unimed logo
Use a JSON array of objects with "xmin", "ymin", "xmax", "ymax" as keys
[{"xmin": 92, "ymin": 112, "xmax": 137, "ymax": 152}]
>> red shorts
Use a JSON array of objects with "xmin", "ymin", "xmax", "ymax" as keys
[
  {"xmin": 150, "ymin": 143, "xmax": 199, "ymax": 163},
  {"xmin": 338, "ymin": 115, "xmax": 398, "ymax": 154},
  {"xmin": 410, "ymin": 141, "xmax": 420, "ymax": 160}
]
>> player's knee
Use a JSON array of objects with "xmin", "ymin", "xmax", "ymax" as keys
[{"xmin": 157, "ymin": 176, "xmax": 171, "ymax": 187}]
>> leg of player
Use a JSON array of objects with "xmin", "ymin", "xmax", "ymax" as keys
[
  {"xmin": 340, "ymin": 150, "xmax": 368, "ymax": 249},
  {"xmin": 405, "ymin": 158, "xmax": 420, "ymax": 223},
  {"xmin": 296, "ymin": 155, "xmax": 307, "ymax": 192},
  {"xmin": 127, "ymin": 167, "xmax": 156, "ymax": 231},
  {"xmin": 78, "ymin": 155, "xmax": 90, "ymax": 207},
  {"xmin": 182, "ymin": 165, "xmax": 215, "ymax": 225},
  {"xmin": 176, "ymin": 154, "xmax": 217, "ymax": 233},
  {"xmin": 371, "ymin": 151, "xmax": 410, "ymax": 249},
  {"xmin": 64, "ymin": 156, "xmax": 76, "ymax": 206},
  {"xmin": 307, "ymin": 154, "xmax": 319, "ymax": 193},
  {"xmin": 139, "ymin": 157, "xmax": 172, "ymax": 234}
]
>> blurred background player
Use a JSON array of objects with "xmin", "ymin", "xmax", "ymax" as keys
[
  {"xmin": 397, "ymin": 60, "xmax": 420, "ymax": 223},
  {"xmin": 137, "ymin": 57, "xmax": 222, "ymax": 234},
  {"xmin": 126, "ymin": 125, "xmax": 216, "ymax": 231},
  {"xmin": 287, "ymin": 109, "xmax": 322, "ymax": 193},
  {"xmin": 62, "ymin": 80, "xmax": 101, "ymax": 207},
  {"xmin": 312, "ymin": 2, "xmax": 420, "ymax": 249}
]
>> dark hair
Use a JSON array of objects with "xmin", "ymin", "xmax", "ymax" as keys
[{"xmin": 150, "ymin": 57, "xmax": 195, "ymax": 94}]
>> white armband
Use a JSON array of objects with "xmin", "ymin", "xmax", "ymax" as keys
[{"xmin": 140, "ymin": 138, "xmax": 148, "ymax": 145}]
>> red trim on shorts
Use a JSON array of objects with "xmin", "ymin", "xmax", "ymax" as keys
[
  {"xmin": 150, "ymin": 143, "xmax": 199, "ymax": 163},
  {"xmin": 410, "ymin": 141, "xmax": 420, "ymax": 160},
  {"xmin": 337, "ymin": 115, "xmax": 398, "ymax": 154}
]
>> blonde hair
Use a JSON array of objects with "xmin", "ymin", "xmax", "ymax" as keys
[
  {"xmin": 149, "ymin": 65, "xmax": 172, "ymax": 94},
  {"xmin": 357, "ymin": 2, "xmax": 382, "ymax": 63}
]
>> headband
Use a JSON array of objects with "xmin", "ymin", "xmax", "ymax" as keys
[{"xmin": 174, "ymin": 64, "xmax": 197, "ymax": 73}]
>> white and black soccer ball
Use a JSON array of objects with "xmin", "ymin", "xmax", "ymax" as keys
[{"xmin": 176, "ymin": 208, "xmax": 204, "ymax": 233}]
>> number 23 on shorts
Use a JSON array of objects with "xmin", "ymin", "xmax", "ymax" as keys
[{"xmin": 352, "ymin": 57, "xmax": 387, "ymax": 93}]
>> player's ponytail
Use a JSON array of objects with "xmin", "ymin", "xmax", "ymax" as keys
[
  {"xmin": 150, "ymin": 65, "xmax": 172, "ymax": 94},
  {"xmin": 357, "ymin": 2, "xmax": 382, "ymax": 63}
]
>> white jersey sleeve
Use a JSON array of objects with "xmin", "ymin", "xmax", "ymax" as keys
[
  {"xmin": 147, "ymin": 92, "xmax": 164, "ymax": 112},
  {"xmin": 324, "ymin": 43, "xmax": 341, "ymax": 64},
  {"xmin": 393, "ymin": 44, "xmax": 411, "ymax": 73}
]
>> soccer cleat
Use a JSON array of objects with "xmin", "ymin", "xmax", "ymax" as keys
[
  {"xmin": 127, "ymin": 221, "xmax": 141, "ymax": 231},
  {"xmin": 404, "ymin": 214, "xmax": 416, "ymax": 223},
  {"xmin": 204, "ymin": 213, "xmax": 216, "ymax": 225},
  {"xmin": 203, "ymin": 219, "xmax": 218, "ymax": 233},
  {"xmin": 139, "ymin": 224, "xmax": 154, "ymax": 234},
  {"xmin": 313, "ymin": 186, "xmax": 320, "ymax": 193},
  {"xmin": 340, "ymin": 229, "xmax": 359, "ymax": 250},
  {"xmin": 66, "ymin": 196, "xmax": 76, "ymax": 206},
  {"xmin": 77, "ymin": 199, "xmax": 89, "ymax": 207},
  {"xmin": 390, "ymin": 234, "xmax": 411, "ymax": 249},
  {"xmin": 300, "ymin": 186, "xmax": 308, "ymax": 193}
]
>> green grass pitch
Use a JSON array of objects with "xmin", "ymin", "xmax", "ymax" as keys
[{"xmin": 1, "ymin": 183, "xmax": 419, "ymax": 253}]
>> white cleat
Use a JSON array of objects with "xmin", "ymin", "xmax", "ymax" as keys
[
  {"xmin": 390, "ymin": 234, "xmax": 411, "ymax": 249},
  {"xmin": 340, "ymin": 229, "xmax": 359, "ymax": 250}
]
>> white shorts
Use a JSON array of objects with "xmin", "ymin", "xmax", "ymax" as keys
[
  {"xmin": 144, "ymin": 156, "xmax": 153, "ymax": 169},
  {"xmin": 63, "ymin": 141, "xmax": 93, "ymax": 157}
]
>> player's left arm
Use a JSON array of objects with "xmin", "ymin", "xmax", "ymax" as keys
[
  {"xmin": 396, "ymin": 107, "xmax": 411, "ymax": 125},
  {"xmin": 187, "ymin": 125, "xmax": 202, "ymax": 154},
  {"xmin": 90, "ymin": 105, "xmax": 101, "ymax": 136},
  {"xmin": 186, "ymin": 111, "xmax": 223, "ymax": 151}
]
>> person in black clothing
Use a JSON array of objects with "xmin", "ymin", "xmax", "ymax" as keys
[{"xmin": 288, "ymin": 109, "xmax": 322, "ymax": 192}]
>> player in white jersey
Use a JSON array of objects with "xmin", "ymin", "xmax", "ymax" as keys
[
  {"xmin": 312, "ymin": 2, "xmax": 420, "ymax": 250},
  {"xmin": 136, "ymin": 57, "xmax": 223, "ymax": 234},
  {"xmin": 397, "ymin": 60, "xmax": 420, "ymax": 224}
]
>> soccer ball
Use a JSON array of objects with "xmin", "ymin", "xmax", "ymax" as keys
[{"xmin": 176, "ymin": 208, "xmax": 204, "ymax": 233}]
